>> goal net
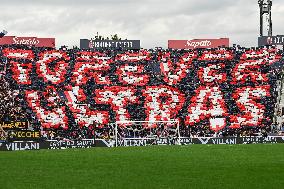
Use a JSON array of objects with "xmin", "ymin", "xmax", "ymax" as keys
[{"xmin": 114, "ymin": 120, "xmax": 180, "ymax": 147}]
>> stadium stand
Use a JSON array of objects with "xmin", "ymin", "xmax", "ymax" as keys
[{"xmin": 0, "ymin": 44, "xmax": 283, "ymax": 141}]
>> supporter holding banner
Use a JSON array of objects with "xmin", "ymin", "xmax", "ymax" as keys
[{"xmin": 168, "ymin": 38, "xmax": 229, "ymax": 49}]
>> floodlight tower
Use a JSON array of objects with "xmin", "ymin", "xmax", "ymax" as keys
[{"xmin": 258, "ymin": 0, "xmax": 273, "ymax": 36}]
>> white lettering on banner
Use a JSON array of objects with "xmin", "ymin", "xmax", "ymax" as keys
[
  {"xmin": 118, "ymin": 139, "xmax": 147, "ymax": 146},
  {"xmin": 274, "ymin": 36, "xmax": 284, "ymax": 44},
  {"xmin": 186, "ymin": 40, "xmax": 212, "ymax": 48},
  {"xmin": 12, "ymin": 37, "xmax": 40, "ymax": 46},
  {"xmin": 5, "ymin": 143, "xmax": 11, "ymax": 150},
  {"xmin": 5, "ymin": 142, "xmax": 39, "ymax": 151},
  {"xmin": 241, "ymin": 137, "xmax": 277, "ymax": 144},
  {"xmin": 47, "ymin": 140, "xmax": 94, "ymax": 149},
  {"xmin": 156, "ymin": 138, "xmax": 169, "ymax": 145},
  {"xmin": 262, "ymin": 137, "xmax": 277, "ymax": 143},
  {"xmin": 212, "ymin": 138, "xmax": 236, "ymax": 144},
  {"xmin": 89, "ymin": 41, "xmax": 134, "ymax": 49},
  {"xmin": 179, "ymin": 138, "xmax": 192, "ymax": 145}
]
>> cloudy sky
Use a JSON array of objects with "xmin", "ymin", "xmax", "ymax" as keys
[{"xmin": 0, "ymin": 0, "xmax": 283, "ymax": 48}]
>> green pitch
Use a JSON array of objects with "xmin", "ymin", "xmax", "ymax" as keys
[{"xmin": 0, "ymin": 144, "xmax": 284, "ymax": 189}]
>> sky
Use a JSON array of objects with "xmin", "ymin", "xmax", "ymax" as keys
[{"xmin": 0, "ymin": 0, "xmax": 283, "ymax": 49}]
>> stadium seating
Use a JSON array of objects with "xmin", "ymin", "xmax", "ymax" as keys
[{"xmin": 0, "ymin": 45, "xmax": 283, "ymax": 139}]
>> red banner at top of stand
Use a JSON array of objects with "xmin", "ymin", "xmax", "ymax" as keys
[
  {"xmin": 0, "ymin": 36, "xmax": 55, "ymax": 48},
  {"xmin": 168, "ymin": 38, "xmax": 229, "ymax": 49}
]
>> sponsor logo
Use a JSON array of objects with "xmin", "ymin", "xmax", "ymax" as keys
[
  {"xmin": 211, "ymin": 138, "xmax": 237, "ymax": 145},
  {"xmin": 259, "ymin": 35, "xmax": 284, "ymax": 46},
  {"xmin": 198, "ymin": 138, "xmax": 210, "ymax": 144},
  {"xmin": 5, "ymin": 142, "xmax": 39, "ymax": 151},
  {"xmin": 241, "ymin": 136, "xmax": 277, "ymax": 144},
  {"xmin": 266, "ymin": 37, "xmax": 273, "ymax": 45},
  {"xmin": 117, "ymin": 139, "xmax": 148, "ymax": 147},
  {"xmin": 12, "ymin": 131, "xmax": 40, "ymax": 138},
  {"xmin": 83, "ymin": 40, "xmax": 140, "ymax": 50},
  {"xmin": 12, "ymin": 36, "xmax": 40, "ymax": 46},
  {"xmin": 89, "ymin": 41, "xmax": 135, "ymax": 49},
  {"xmin": 168, "ymin": 38, "xmax": 229, "ymax": 49},
  {"xmin": 47, "ymin": 140, "xmax": 94, "ymax": 149},
  {"xmin": 117, "ymin": 138, "xmax": 184, "ymax": 147},
  {"xmin": 186, "ymin": 40, "xmax": 212, "ymax": 48}
]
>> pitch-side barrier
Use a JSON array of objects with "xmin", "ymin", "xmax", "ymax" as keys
[{"xmin": 1, "ymin": 136, "xmax": 284, "ymax": 151}]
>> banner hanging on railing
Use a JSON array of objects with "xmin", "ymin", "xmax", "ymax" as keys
[{"xmin": 0, "ymin": 121, "xmax": 28, "ymax": 130}]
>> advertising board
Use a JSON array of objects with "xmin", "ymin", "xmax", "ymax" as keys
[
  {"xmin": 8, "ymin": 131, "xmax": 41, "ymax": 141},
  {"xmin": 258, "ymin": 35, "xmax": 284, "ymax": 46},
  {"xmin": 0, "ymin": 36, "xmax": 55, "ymax": 48},
  {"xmin": 41, "ymin": 139, "xmax": 95, "ymax": 149},
  {"xmin": 0, "ymin": 141, "xmax": 40, "ymax": 151},
  {"xmin": 168, "ymin": 38, "xmax": 229, "ymax": 49},
  {"xmin": 80, "ymin": 39, "xmax": 140, "ymax": 50}
]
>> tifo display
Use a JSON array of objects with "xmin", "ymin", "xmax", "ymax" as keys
[{"xmin": 0, "ymin": 46, "xmax": 282, "ymax": 134}]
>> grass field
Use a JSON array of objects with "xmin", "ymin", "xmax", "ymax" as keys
[{"xmin": 0, "ymin": 144, "xmax": 284, "ymax": 189}]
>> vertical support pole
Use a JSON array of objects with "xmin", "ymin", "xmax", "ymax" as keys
[
  {"xmin": 273, "ymin": 71, "xmax": 284, "ymax": 131},
  {"xmin": 270, "ymin": 0, "xmax": 273, "ymax": 36},
  {"xmin": 177, "ymin": 120, "xmax": 181, "ymax": 145},
  {"xmin": 278, "ymin": 72, "xmax": 284, "ymax": 130},
  {"xmin": 260, "ymin": 8, "xmax": 263, "ymax": 36},
  {"xmin": 115, "ymin": 123, "xmax": 118, "ymax": 147}
]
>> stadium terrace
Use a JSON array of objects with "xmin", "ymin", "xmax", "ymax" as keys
[{"xmin": 0, "ymin": 46, "xmax": 282, "ymax": 133}]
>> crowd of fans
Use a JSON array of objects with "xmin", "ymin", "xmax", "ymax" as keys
[
  {"xmin": 0, "ymin": 76, "xmax": 28, "ymax": 122},
  {"xmin": 0, "ymin": 44, "xmax": 284, "ymax": 141}
]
